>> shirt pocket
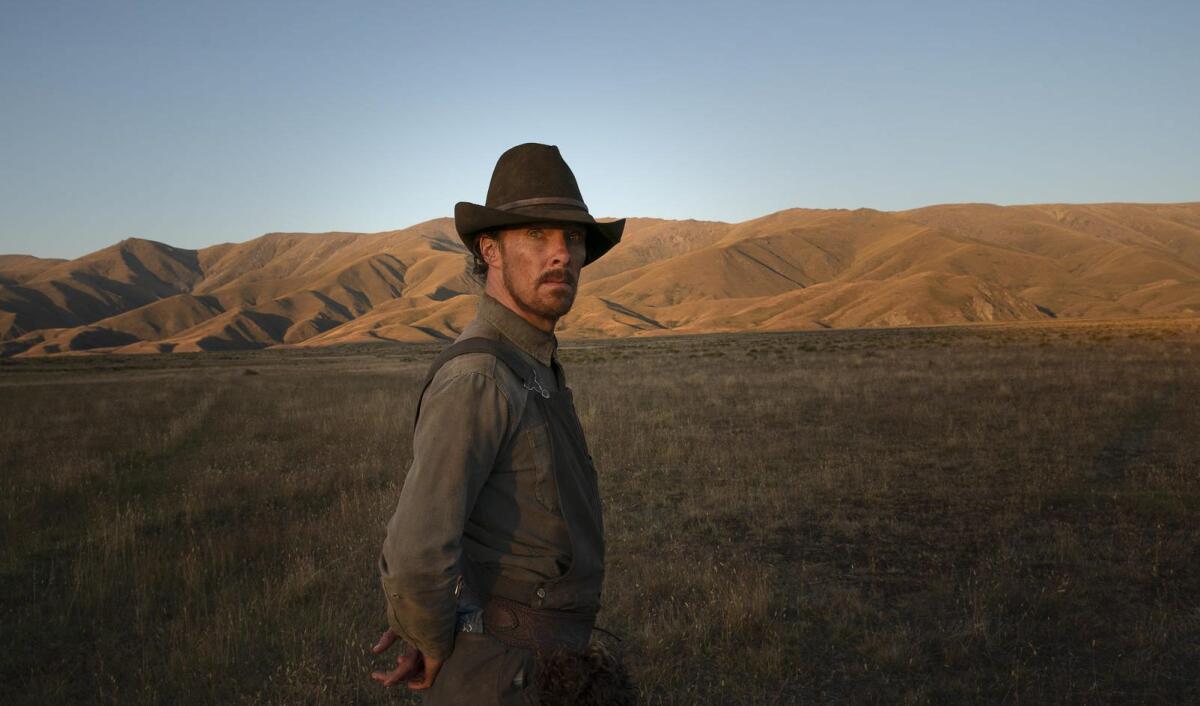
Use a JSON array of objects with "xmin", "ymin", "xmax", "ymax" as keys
[{"xmin": 523, "ymin": 422, "xmax": 560, "ymax": 514}]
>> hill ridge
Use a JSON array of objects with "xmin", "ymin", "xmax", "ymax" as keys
[{"xmin": 3, "ymin": 202, "xmax": 1199, "ymax": 356}]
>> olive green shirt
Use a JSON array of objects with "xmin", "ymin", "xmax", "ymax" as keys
[{"xmin": 379, "ymin": 293, "xmax": 573, "ymax": 660}]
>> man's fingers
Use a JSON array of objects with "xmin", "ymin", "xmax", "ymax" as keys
[
  {"xmin": 371, "ymin": 667, "xmax": 399, "ymax": 686},
  {"xmin": 372, "ymin": 668, "xmax": 410, "ymax": 688},
  {"xmin": 406, "ymin": 655, "xmax": 444, "ymax": 690},
  {"xmin": 371, "ymin": 629, "xmax": 398, "ymax": 655},
  {"xmin": 371, "ymin": 649, "xmax": 423, "ymax": 688},
  {"xmin": 396, "ymin": 651, "xmax": 420, "ymax": 672},
  {"xmin": 372, "ymin": 658, "xmax": 416, "ymax": 687},
  {"xmin": 371, "ymin": 638, "xmax": 434, "ymax": 690}
]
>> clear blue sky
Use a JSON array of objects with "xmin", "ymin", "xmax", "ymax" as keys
[{"xmin": 2, "ymin": 0, "xmax": 1197, "ymax": 259}]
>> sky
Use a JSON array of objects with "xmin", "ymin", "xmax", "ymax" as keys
[{"xmin": 1, "ymin": 0, "xmax": 1197, "ymax": 260}]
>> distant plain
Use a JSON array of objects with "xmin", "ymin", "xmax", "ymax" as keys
[{"xmin": 3, "ymin": 317, "xmax": 1199, "ymax": 704}]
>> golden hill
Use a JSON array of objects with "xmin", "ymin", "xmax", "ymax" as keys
[{"xmin": 3, "ymin": 203, "xmax": 1198, "ymax": 356}]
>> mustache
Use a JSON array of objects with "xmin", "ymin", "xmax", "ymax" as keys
[{"xmin": 539, "ymin": 269, "xmax": 577, "ymax": 286}]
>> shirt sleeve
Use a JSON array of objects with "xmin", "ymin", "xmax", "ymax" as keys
[{"xmin": 378, "ymin": 364, "xmax": 514, "ymax": 661}]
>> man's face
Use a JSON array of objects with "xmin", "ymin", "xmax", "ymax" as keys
[{"xmin": 484, "ymin": 223, "xmax": 587, "ymax": 326}]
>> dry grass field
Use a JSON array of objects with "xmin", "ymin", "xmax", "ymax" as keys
[{"xmin": 2, "ymin": 317, "xmax": 1199, "ymax": 704}]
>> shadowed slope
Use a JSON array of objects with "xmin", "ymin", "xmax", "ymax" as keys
[
  {"xmin": 1, "ymin": 220, "xmax": 474, "ymax": 354},
  {"xmin": 0, "ymin": 239, "xmax": 204, "ymax": 340}
]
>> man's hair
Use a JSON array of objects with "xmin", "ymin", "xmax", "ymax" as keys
[{"xmin": 466, "ymin": 230, "xmax": 497, "ymax": 287}]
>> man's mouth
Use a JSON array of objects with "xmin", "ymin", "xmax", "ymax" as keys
[{"xmin": 540, "ymin": 271, "xmax": 576, "ymax": 287}]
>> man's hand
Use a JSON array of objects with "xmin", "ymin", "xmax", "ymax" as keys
[{"xmin": 370, "ymin": 629, "xmax": 445, "ymax": 690}]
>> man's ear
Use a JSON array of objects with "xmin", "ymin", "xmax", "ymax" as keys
[{"xmin": 479, "ymin": 232, "xmax": 502, "ymax": 268}]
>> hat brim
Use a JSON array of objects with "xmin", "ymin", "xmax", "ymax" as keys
[{"xmin": 455, "ymin": 201, "xmax": 624, "ymax": 266}]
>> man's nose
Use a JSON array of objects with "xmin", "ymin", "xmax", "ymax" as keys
[{"xmin": 547, "ymin": 231, "xmax": 573, "ymax": 265}]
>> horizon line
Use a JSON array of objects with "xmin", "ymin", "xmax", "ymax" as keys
[{"xmin": 5, "ymin": 198, "xmax": 1200, "ymax": 262}]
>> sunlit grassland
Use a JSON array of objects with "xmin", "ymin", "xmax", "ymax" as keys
[{"xmin": 2, "ymin": 318, "xmax": 1199, "ymax": 704}]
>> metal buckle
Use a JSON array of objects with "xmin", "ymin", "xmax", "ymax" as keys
[{"xmin": 523, "ymin": 371, "xmax": 551, "ymax": 399}]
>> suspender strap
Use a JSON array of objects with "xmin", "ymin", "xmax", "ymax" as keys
[{"xmin": 412, "ymin": 337, "xmax": 539, "ymax": 430}]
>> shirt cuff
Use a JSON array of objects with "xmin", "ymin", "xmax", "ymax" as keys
[{"xmin": 380, "ymin": 576, "xmax": 456, "ymax": 661}]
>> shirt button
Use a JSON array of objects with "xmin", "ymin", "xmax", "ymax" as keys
[{"xmin": 535, "ymin": 587, "xmax": 546, "ymax": 599}]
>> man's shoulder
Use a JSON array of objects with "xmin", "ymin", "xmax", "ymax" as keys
[
  {"xmin": 425, "ymin": 333, "xmax": 528, "ymax": 408},
  {"xmin": 431, "ymin": 350, "xmax": 508, "ymax": 386}
]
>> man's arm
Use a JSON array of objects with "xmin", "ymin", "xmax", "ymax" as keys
[{"xmin": 378, "ymin": 362, "xmax": 514, "ymax": 661}]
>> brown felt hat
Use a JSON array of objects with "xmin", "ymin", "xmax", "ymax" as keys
[{"xmin": 455, "ymin": 143, "xmax": 624, "ymax": 266}]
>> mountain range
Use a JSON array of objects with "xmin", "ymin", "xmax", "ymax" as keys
[{"xmin": 2, "ymin": 202, "xmax": 1199, "ymax": 356}]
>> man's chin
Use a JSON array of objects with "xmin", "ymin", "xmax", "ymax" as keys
[
  {"xmin": 505, "ymin": 281, "xmax": 576, "ymax": 321},
  {"xmin": 537, "ymin": 292, "xmax": 576, "ymax": 318}
]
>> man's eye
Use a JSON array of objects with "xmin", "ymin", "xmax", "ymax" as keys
[
  {"xmin": 527, "ymin": 229, "xmax": 543, "ymax": 238},
  {"xmin": 567, "ymin": 231, "xmax": 585, "ymax": 241}
]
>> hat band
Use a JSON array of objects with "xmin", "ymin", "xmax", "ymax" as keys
[{"xmin": 492, "ymin": 196, "xmax": 589, "ymax": 213}]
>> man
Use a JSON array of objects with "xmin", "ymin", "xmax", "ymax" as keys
[{"xmin": 371, "ymin": 143, "xmax": 628, "ymax": 705}]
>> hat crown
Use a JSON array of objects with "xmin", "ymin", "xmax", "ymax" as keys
[{"xmin": 485, "ymin": 143, "xmax": 586, "ymax": 210}]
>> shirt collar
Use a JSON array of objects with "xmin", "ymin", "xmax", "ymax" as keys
[{"xmin": 477, "ymin": 293, "xmax": 558, "ymax": 367}]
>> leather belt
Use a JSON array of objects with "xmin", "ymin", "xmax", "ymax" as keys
[{"xmin": 482, "ymin": 595, "xmax": 595, "ymax": 653}]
